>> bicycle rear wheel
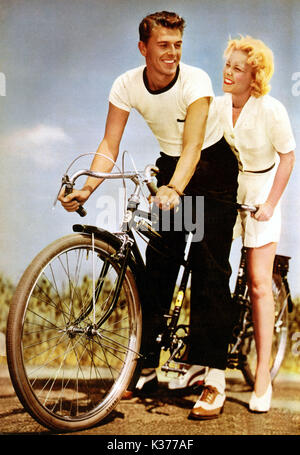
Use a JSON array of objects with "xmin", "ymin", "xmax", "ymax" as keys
[
  {"xmin": 241, "ymin": 262, "xmax": 289, "ymax": 387},
  {"xmin": 6, "ymin": 233, "xmax": 141, "ymax": 432}
]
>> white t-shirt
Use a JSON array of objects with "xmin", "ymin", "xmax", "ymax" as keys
[
  {"xmin": 216, "ymin": 93, "xmax": 296, "ymax": 172},
  {"xmin": 109, "ymin": 62, "xmax": 223, "ymax": 156}
]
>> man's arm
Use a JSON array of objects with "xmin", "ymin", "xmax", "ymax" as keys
[
  {"xmin": 154, "ymin": 97, "xmax": 210, "ymax": 210},
  {"xmin": 59, "ymin": 103, "xmax": 129, "ymax": 212}
]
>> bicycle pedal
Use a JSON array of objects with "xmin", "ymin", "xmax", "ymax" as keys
[{"xmin": 161, "ymin": 363, "xmax": 188, "ymax": 375}]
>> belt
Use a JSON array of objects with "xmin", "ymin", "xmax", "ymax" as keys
[{"xmin": 243, "ymin": 163, "xmax": 275, "ymax": 174}]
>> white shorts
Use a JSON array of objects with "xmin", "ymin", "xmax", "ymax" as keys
[{"xmin": 233, "ymin": 160, "xmax": 281, "ymax": 248}]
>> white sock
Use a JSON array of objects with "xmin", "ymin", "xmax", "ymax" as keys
[{"xmin": 204, "ymin": 368, "xmax": 225, "ymax": 394}]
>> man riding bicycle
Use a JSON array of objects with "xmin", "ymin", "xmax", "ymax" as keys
[{"xmin": 59, "ymin": 11, "xmax": 239, "ymax": 420}]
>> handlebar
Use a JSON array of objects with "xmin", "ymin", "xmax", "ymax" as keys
[
  {"xmin": 68, "ymin": 164, "xmax": 159, "ymax": 187},
  {"xmin": 58, "ymin": 164, "xmax": 159, "ymax": 217},
  {"xmin": 236, "ymin": 203, "xmax": 258, "ymax": 213},
  {"xmin": 56, "ymin": 163, "xmax": 258, "ymax": 217}
]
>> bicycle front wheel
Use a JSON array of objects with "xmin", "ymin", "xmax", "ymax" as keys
[
  {"xmin": 241, "ymin": 269, "xmax": 289, "ymax": 388},
  {"xmin": 6, "ymin": 233, "xmax": 141, "ymax": 432}
]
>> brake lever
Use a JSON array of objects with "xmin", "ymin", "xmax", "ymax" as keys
[
  {"xmin": 144, "ymin": 165, "xmax": 159, "ymax": 196},
  {"xmin": 53, "ymin": 182, "xmax": 64, "ymax": 209}
]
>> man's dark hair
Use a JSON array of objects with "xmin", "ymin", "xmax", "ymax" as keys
[{"xmin": 139, "ymin": 11, "xmax": 185, "ymax": 43}]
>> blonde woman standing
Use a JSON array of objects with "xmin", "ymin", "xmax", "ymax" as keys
[{"xmin": 217, "ymin": 36, "xmax": 295, "ymax": 412}]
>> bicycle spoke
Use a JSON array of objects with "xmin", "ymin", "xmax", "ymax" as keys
[{"xmin": 7, "ymin": 235, "xmax": 140, "ymax": 430}]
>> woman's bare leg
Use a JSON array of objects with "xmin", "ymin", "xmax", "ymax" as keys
[{"xmin": 247, "ymin": 242, "xmax": 277, "ymax": 396}]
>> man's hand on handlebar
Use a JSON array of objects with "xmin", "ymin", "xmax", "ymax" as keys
[
  {"xmin": 151, "ymin": 185, "xmax": 180, "ymax": 211},
  {"xmin": 58, "ymin": 187, "xmax": 92, "ymax": 213},
  {"xmin": 56, "ymin": 164, "xmax": 181, "ymax": 214}
]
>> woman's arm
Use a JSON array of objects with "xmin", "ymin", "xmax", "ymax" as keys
[{"xmin": 253, "ymin": 150, "xmax": 295, "ymax": 221}]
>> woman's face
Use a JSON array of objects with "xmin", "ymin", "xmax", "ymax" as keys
[{"xmin": 223, "ymin": 49, "xmax": 254, "ymax": 98}]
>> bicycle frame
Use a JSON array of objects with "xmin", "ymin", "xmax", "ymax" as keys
[
  {"xmin": 60, "ymin": 164, "xmax": 291, "ymax": 381},
  {"xmin": 7, "ymin": 160, "xmax": 294, "ymax": 432},
  {"xmin": 61, "ymin": 165, "xmax": 194, "ymax": 369}
]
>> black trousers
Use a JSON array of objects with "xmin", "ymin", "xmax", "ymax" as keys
[{"xmin": 130, "ymin": 137, "xmax": 239, "ymax": 388}]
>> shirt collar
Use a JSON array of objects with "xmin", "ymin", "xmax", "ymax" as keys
[{"xmin": 143, "ymin": 65, "xmax": 180, "ymax": 95}]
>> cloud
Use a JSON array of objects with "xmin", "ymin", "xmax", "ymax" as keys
[{"xmin": 0, "ymin": 124, "xmax": 73, "ymax": 167}]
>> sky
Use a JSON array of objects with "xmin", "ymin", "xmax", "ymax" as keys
[{"xmin": 0, "ymin": 0, "xmax": 299, "ymax": 296}]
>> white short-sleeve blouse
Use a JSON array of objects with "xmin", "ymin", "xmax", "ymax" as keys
[
  {"xmin": 216, "ymin": 93, "xmax": 296, "ymax": 172},
  {"xmin": 216, "ymin": 93, "xmax": 296, "ymax": 248}
]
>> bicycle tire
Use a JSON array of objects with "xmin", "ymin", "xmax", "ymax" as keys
[
  {"xmin": 240, "ymin": 269, "xmax": 288, "ymax": 388},
  {"xmin": 6, "ymin": 233, "xmax": 141, "ymax": 432}
]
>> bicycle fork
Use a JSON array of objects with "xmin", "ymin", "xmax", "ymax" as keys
[{"xmin": 159, "ymin": 232, "xmax": 193, "ymax": 375}]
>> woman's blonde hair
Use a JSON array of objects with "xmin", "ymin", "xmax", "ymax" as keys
[{"xmin": 224, "ymin": 35, "xmax": 274, "ymax": 97}]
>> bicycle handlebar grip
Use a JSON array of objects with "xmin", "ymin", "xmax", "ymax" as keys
[
  {"xmin": 64, "ymin": 185, "xmax": 87, "ymax": 217},
  {"xmin": 242, "ymin": 204, "xmax": 258, "ymax": 213},
  {"xmin": 75, "ymin": 205, "xmax": 87, "ymax": 217}
]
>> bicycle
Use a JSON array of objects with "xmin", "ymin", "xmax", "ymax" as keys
[{"xmin": 6, "ymin": 157, "xmax": 293, "ymax": 432}]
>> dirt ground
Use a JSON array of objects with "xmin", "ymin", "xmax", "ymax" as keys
[{"xmin": 0, "ymin": 363, "xmax": 299, "ymax": 438}]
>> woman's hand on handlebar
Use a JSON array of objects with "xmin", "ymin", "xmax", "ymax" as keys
[
  {"xmin": 251, "ymin": 201, "xmax": 274, "ymax": 221},
  {"xmin": 58, "ymin": 187, "xmax": 92, "ymax": 212}
]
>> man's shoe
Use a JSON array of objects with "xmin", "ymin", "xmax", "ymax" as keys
[
  {"xmin": 188, "ymin": 385, "xmax": 225, "ymax": 420},
  {"xmin": 122, "ymin": 368, "xmax": 158, "ymax": 400},
  {"xmin": 168, "ymin": 364, "xmax": 208, "ymax": 390},
  {"xmin": 122, "ymin": 390, "xmax": 134, "ymax": 400}
]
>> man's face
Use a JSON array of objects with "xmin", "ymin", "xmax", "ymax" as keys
[{"xmin": 139, "ymin": 26, "xmax": 183, "ymax": 79}]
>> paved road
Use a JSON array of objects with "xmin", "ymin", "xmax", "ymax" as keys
[{"xmin": 0, "ymin": 363, "xmax": 299, "ymax": 437}]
